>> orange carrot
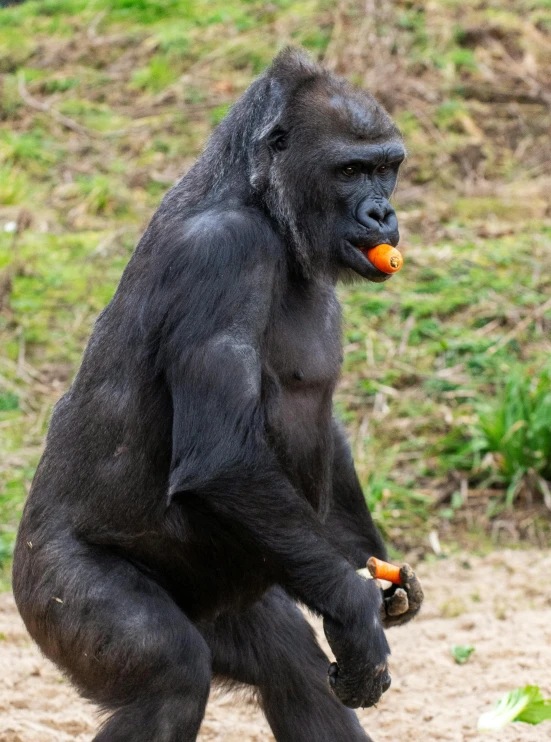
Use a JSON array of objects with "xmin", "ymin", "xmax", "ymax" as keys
[
  {"xmin": 365, "ymin": 244, "xmax": 403, "ymax": 274},
  {"xmin": 366, "ymin": 556, "xmax": 401, "ymax": 585}
]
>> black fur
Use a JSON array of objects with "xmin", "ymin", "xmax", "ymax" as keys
[{"xmin": 13, "ymin": 48, "xmax": 419, "ymax": 741}]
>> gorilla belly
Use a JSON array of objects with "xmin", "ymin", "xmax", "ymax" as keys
[{"xmin": 266, "ymin": 385, "xmax": 334, "ymax": 515}]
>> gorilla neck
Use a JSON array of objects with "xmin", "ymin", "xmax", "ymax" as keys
[{"xmin": 263, "ymin": 186, "xmax": 335, "ymax": 281}]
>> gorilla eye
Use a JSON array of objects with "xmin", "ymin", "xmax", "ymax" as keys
[
  {"xmin": 272, "ymin": 135, "xmax": 287, "ymax": 152},
  {"xmin": 268, "ymin": 128, "xmax": 288, "ymax": 153},
  {"xmin": 342, "ymin": 165, "xmax": 359, "ymax": 177},
  {"xmin": 377, "ymin": 164, "xmax": 389, "ymax": 174}
]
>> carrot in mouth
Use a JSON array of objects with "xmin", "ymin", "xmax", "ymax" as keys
[{"xmin": 365, "ymin": 244, "xmax": 403, "ymax": 274}]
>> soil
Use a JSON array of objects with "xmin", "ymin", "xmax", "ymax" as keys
[{"xmin": 1, "ymin": 549, "xmax": 550, "ymax": 742}]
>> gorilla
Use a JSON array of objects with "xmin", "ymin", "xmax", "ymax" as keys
[{"xmin": 13, "ymin": 48, "xmax": 423, "ymax": 742}]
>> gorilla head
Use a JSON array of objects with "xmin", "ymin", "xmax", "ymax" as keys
[{"xmin": 180, "ymin": 48, "xmax": 405, "ymax": 281}]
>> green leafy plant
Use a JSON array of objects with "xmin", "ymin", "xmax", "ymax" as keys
[
  {"xmin": 478, "ymin": 686, "xmax": 551, "ymax": 731},
  {"xmin": 475, "ymin": 366, "xmax": 551, "ymax": 504},
  {"xmin": 451, "ymin": 645, "xmax": 475, "ymax": 664}
]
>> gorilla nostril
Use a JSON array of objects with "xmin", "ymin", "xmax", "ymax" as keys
[
  {"xmin": 356, "ymin": 196, "xmax": 398, "ymax": 235},
  {"xmin": 365, "ymin": 205, "xmax": 387, "ymax": 224},
  {"xmin": 382, "ymin": 676, "xmax": 392, "ymax": 693}
]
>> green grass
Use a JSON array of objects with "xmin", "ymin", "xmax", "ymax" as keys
[
  {"xmin": 1, "ymin": 0, "xmax": 551, "ymax": 580},
  {"xmin": 475, "ymin": 368, "xmax": 551, "ymax": 501},
  {"xmin": 130, "ymin": 58, "xmax": 181, "ymax": 94}
]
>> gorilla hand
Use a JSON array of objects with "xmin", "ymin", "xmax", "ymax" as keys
[
  {"xmin": 324, "ymin": 579, "xmax": 391, "ymax": 709},
  {"xmin": 380, "ymin": 564, "xmax": 424, "ymax": 628}
]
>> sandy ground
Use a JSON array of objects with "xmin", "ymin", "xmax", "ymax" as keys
[{"xmin": 1, "ymin": 549, "xmax": 550, "ymax": 742}]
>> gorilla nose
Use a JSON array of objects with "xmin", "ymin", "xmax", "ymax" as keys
[{"xmin": 355, "ymin": 196, "xmax": 399, "ymax": 246}]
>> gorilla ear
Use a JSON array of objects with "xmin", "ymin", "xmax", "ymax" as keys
[
  {"xmin": 250, "ymin": 124, "xmax": 287, "ymax": 189},
  {"xmin": 267, "ymin": 126, "xmax": 288, "ymax": 153}
]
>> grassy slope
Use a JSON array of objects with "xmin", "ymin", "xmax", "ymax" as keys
[{"xmin": 0, "ymin": 0, "xmax": 550, "ymax": 579}]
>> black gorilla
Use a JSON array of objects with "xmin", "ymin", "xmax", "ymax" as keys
[{"xmin": 13, "ymin": 49, "xmax": 423, "ymax": 742}]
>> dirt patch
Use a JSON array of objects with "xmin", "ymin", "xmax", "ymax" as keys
[{"xmin": 1, "ymin": 549, "xmax": 550, "ymax": 741}]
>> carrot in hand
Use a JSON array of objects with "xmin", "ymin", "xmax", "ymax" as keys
[
  {"xmin": 366, "ymin": 556, "xmax": 401, "ymax": 585},
  {"xmin": 365, "ymin": 244, "xmax": 403, "ymax": 274}
]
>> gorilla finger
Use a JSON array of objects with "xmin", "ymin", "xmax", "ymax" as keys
[
  {"xmin": 385, "ymin": 587, "xmax": 409, "ymax": 617},
  {"xmin": 399, "ymin": 563, "xmax": 424, "ymax": 591},
  {"xmin": 328, "ymin": 662, "xmax": 389, "ymax": 709},
  {"xmin": 328, "ymin": 667, "xmax": 363, "ymax": 709},
  {"xmin": 409, "ymin": 583, "xmax": 424, "ymax": 611},
  {"xmin": 328, "ymin": 661, "xmax": 339, "ymax": 689},
  {"xmin": 360, "ymin": 669, "xmax": 391, "ymax": 709},
  {"xmin": 399, "ymin": 564, "xmax": 424, "ymax": 608},
  {"xmin": 399, "ymin": 563, "xmax": 416, "ymax": 583}
]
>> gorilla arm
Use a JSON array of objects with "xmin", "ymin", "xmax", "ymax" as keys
[
  {"xmin": 327, "ymin": 420, "xmax": 388, "ymax": 568},
  {"xmin": 327, "ymin": 421, "xmax": 424, "ymax": 628}
]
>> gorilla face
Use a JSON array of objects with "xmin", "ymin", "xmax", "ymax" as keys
[
  {"xmin": 263, "ymin": 72, "xmax": 405, "ymax": 282},
  {"xmin": 330, "ymin": 137, "xmax": 406, "ymax": 282}
]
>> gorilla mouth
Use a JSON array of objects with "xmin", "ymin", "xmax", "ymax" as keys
[{"xmin": 341, "ymin": 241, "xmax": 393, "ymax": 283}]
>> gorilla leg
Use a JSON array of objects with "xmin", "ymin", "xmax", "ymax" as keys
[
  {"xmin": 16, "ymin": 541, "xmax": 211, "ymax": 742},
  {"xmin": 200, "ymin": 587, "xmax": 372, "ymax": 742}
]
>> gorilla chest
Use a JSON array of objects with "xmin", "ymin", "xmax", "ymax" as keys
[
  {"xmin": 267, "ymin": 282, "xmax": 342, "ymax": 393},
  {"xmin": 263, "ymin": 283, "xmax": 341, "ymax": 508}
]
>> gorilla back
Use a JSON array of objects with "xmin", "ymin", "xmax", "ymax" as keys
[{"xmin": 12, "ymin": 49, "xmax": 420, "ymax": 742}]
